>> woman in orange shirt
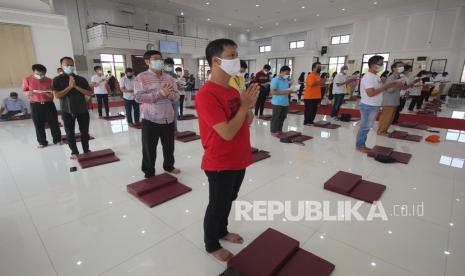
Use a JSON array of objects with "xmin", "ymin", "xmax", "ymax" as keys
[{"xmin": 303, "ymin": 62, "xmax": 324, "ymax": 125}]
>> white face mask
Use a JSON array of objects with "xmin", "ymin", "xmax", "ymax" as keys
[
  {"xmin": 34, "ymin": 74, "xmax": 45, "ymax": 80},
  {"xmin": 342, "ymin": 69, "xmax": 348, "ymax": 74},
  {"xmin": 96, "ymin": 70, "xmax": 103, "ymax": 75},
  {"xmin": 281, "ymin": 75, "xmax": 290, "ymax": 79},
  {"xmin": 376, "ymin": 64, "xmax": 384, "ymax": 73},
  {"xmin": 150, "ymin": 60, "xmax": 164, "ymax": 71},
  {"xmin": 216, "ymin": 57, "xmax": 240, "ymax": 76}
]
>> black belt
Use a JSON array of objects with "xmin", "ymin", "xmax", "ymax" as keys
[{"xmin": 31, "ymin": 101, "xmax": 50, "ymax": 105}]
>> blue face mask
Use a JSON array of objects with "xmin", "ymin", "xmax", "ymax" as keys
[
  {"xmin": 150, "ymin": 60, "xmax": 164, "ymax": 71},
  {"xmin": 63, "ymin": 66, "xmax": 75, "ymax": 74},
  {"xmin": 164, "ymin": 66, "xmax": 173, "ymax": 72}
]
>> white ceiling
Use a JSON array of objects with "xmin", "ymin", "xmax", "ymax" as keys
[{"xmin": 115, "ymin": 0, "xmax": 463, "ymax": 32}]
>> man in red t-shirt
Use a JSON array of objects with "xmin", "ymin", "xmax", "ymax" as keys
[
  {"xmin": 22, "ymin": 64, "xmax": 62, "ymax": 148},
  {"xmin": 253, "ymin": 64, "xmax": 272, "ymax": 116},
  {"xmin": 196, "ymin": 38, "xmax": 259, "ymax": 262}
]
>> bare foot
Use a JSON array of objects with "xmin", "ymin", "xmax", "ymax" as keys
[
  {"xmin": 377, "ymin": 132, "xmax": 390, "ymax": 137},
  {"xmin": 271, "ymin": 132, "xmax": 280, "ymax": 138},
  {"xmin": 166, "ymin": 168, "xmax": 181, "ymax": 174},
  {"xmin": 70, "ymin": 154, "xmax": 78, "ymax": 160},
  {"xmin": 210, "ymin": 248, "xmax": 234, "ymax": 262},
  {"xmin": 221, "ymin": 233, "xmax": 244, "ymax": 244},
  {"xmin": 37, "ymin": 145, "xmax": 45, "ymax": 149},
  {"xmin": 356, "ymin": 147, "xmax": 371, "ymax": 153}
]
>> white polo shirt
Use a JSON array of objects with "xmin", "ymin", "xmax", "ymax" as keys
[
  {"xmin": 332, "ymin": 73, "xmax": 348, "ymax": 94},
  {"xmin": 360, "ymin": 72, "xmax": 383, "ymax": 106},
  {"xmin": 91, "ymin": 74, "xmax": 107, "ymax": 95},
  {"xmin": 120, "ymin": 76, "xmax": 135, "ymax": 100}
]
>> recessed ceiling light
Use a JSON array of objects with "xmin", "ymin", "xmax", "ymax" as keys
[
  {"xmin": 293, "ymin": 18, "xmax": 297, "ymax": 22},
  {"xmin": 255, "ymin": 4, "xmax": 260, "ymax": 7},
  {"xmin": 246, "ymin": 29, "xmax": 250, "ymax": 32},
  {"xmin": 180, "ymin": 11, "xmax": 184, "ymax": 15},
  {"xmin": 205, "ymin": 2, "xmax": 210, "ymax": 5},
  {"xmin": 373, "ymin": 1, "xmax": 378, "ymax": 4},
  {"xmin": 444, "ymin": 250, "xmax": 451, "ymax": 255},
  {"xmin": 301, "ymin": 6, "xmax": 305, "ymax": 9},
  {"xmin": 341, "ymin": 8, "xmax": 346, "ymax": 11},
  {"xmin": 258, "ymin": 26, "xmax": 263, "ymax": 29},
  {"xmin": 275, "ymin": 22, "xmax": 279, "ymax": 26},
  {"xmin": 371, "ymin": 262, "xmax": 377, "ymax": 267},
  {"xmin": 228, "ymin": 23, "xmax": 232, "ymax": 26},
  {"xmin": 316, "ymin": 13, "xmax": 320, "ymax": 16},
  {"xmin": 207, "ymin": 18, "xmax": 211, "ymax": 21}
]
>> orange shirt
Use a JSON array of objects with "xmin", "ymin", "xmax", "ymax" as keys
[{"xmin": 304, "ymin": 72, "xmax": 321, "ymax": 99}]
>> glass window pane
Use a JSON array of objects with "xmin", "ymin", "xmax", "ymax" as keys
[
  {"xmin": 297, "ymin": 41, "xmax": 304, "ymax": 48},
  {"xmin": 329, "ymin": 57, "xmax": 338, "ymax": 64},
  {"xmin": 101, "ymin": 54, "xmax": 113, "ymax": 62},
  {"xmin": 265, "ymin": 45, "xmax": 271, "ymax": 52},
  {"xmin": 336, "ymin": 64, "xmax": 344, "ymax": 73},
  {"xmin": 268, "ymin": 59, "xmax": 277, "ymax": 75},
  {"xmin": 328, "ymin": 64, "xmax": 337, "ymax": 76},
  {"xmin": 361, "ymin": 63, "xmax": 369, "ymax": 74},
  {"xmin": 114, "ymin": 63, "xmax": 125, "ymax": 80},
  {"xmin": 114, "ymin": 55, "xmax": 124, "ymax": 62},
  {"xmin": 379, "ymin": 53, "xmax": 390, "ymax": 61},
  {"xmin": 338, "ymin": 56, "xmax": 345, "ymax": 64},
  {"xmin": 331, "ymin": 36, "xmax": 340, "ymax": 44},
  {"xmin": 173, "ymin": 58, "xmax": 182, "ymax": 64},
  {"xmin": 290, "ymin": 42, "xmax": 296, "ymax": 49},
  {"xmin": 340, "ymin": 35, "xmax": 350, "ymax": 43},
  {"xmin": 102, "ymin": 63, "xmax": 113, "ymax": 75},
  {"xmin": 363, "ymin": 54, "xmax": 374, "ymax": 62},
  {"xmin": 259, "ymin": 46, "xmax": 264, "ymax": 52},
  {"xmin": 277, "ymin": 58, "xmax": 285, "ymax": 72}
]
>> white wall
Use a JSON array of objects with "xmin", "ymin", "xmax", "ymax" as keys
[{"xmin": 246, "ymin": 2, "xmax": 465, "ymax": 82}]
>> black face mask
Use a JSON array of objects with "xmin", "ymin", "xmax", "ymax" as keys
[{"xmin": 316, "ymin": 67, "xmax": 322, "ymax": 74}]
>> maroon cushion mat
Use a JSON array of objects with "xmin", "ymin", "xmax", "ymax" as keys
[
  {"xmin": 185, "ymin": 105, "xmax": 195, "ymax": 109},
  {"xmin": 61, "ymin": 134, "xmax": 95, "ymax": 143},
  {"xmin": 175, "ymin": 131, "xmax": 197, "ymax": 139},
  {"xmin": 276, "ymin": 248, "xmax": 335, "ymax": 276},
  {"xmin": 288, "ymin": 109, "xmax": 303, "ymax": 114},
  {"xmin": 390, "ymin": 151, "xmax": 412, "ymax": 164},
  {"xmin": 367, "ymin": 146, "xmax": 394, "ymax": 158},
  {"xmin": 176, "ymin": 134, "xmax": 200, "ymax": 142},
  {"xmin": 102, "ymin": 115, "xmax": 125, "ymax": 121},
  {"xmin": 251, "ymin": 147, "xmax": 259, "ymax": 153},
  {"xmin": 178, "ymin": 114, "xmax": 197, "ymax": 120},
  {"xmin": 258, "ymin": 115, "xmax": 272, "ymax": 120},
  {"xmin": 405, "ymin": 134, "xmax": 422, "ymax": 142},
  {"xmin": 78, "ymin": 154, "xmax": 120, "ymax": 169},
  {"xmin": 314, "ymin": 121, "xmax": 331, "ymax": 127},
  {"xmin": 390, "ymin": 130, "xmax": 409, "ymax": 139},
  {"xmin": 252, "ymin": 151, "xmax": 271, "ymax": 163},
  {"xmin": 0, "ymin": 114, "xmax": 32, "ymax": 121},
  {"xmin": 77, "ymin": 149, "xmax": 115, "ymax": 162},
  {"xmin": 292, "ymin": 135, "xmax": 313, "ymax": 142},
  {"xmin": 398, "ymin": 121, "xmax": 418, "ymax": 128},
  {"xmin": 138, "ymin": 182, "xmax": 192, "ymax": 208},
  {"xmin": 127, "ymin": 173, "xmax": 178, "ymax": 197},
  {"xmin": 129, "ymin": 123, "xmax": 143, "ymax": 129},
  {"xmin": 277, "ymin": 131, "xmax": 302, "ymax": 139},
  {"xmin": 228, "ymin": 228, "xmax": 299, "ymax": 276},
  {"xmin": 414, "ymin": 124, "xmax": 429, "ymax": 130},
  {"xmin": 349, "ymin": 180, "xmax": 386, "ymax": 203},
  {"xmin": 324, "ymin": 171, "xmax": 362, "ymax": 195}
]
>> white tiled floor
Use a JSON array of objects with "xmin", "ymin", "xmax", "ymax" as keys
[{"xmin": 0, "ymin": 101, "xmax": 464, "ymax": 276}]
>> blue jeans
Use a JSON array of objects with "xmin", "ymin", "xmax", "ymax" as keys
[
  {"xmin": 331, "ymin": 93, "xmax": 345, "ymax": 117},
  {"xmin": 124, "ymin": 99, "xmax": 140, "ymax": 124},
  {"xmin": 356, "ymin": 103, "xmax": 380, "ymax": 148}
]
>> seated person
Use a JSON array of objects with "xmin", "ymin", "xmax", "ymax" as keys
[{"xmin": 0, "ymin": 92, "xmax": 28, "ymax": 119}]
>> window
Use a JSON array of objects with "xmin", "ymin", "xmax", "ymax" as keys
[
  {"xmin": 331, "ymin": 34, "xmax": 350, "ymax": 45},
  {"xmin": 446, "ymin": 129, "xmax": 465, "ymax": 143},
  {"xmin": 100, "ymin": 54, "xmax": 125, "ymax": 80},
  {"xmin": 173, "ymin": 58, "xmax": 184, "ymax": 72},
  {"xmin": 259, "ymin": 45, "xmax": 271, "ymax": 53},
  {"xmin": 289, "ymin": 40, "xmax": 305, "ymax": 49},
  {"xmin": 461, "ymin": 61, "xmax": 465, "ymax": 83},
  {"xmin": 198, "ymin": 58, "xmax": 210, "ymax": 85},
  {"xmin": 328, "ymin": 56, "xmax": 346, "ymax": 76},
  {"xmin": 268, "ymin": 58, "xmax": 293, "ymax": 75},
  {"xmin": 360, "ymin": 53, "xmax": 390, "ymax": 76}
]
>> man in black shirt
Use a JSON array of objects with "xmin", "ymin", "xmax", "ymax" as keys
[{"xmin": 52, "ymin": 56, "xmax": 94, "ymax": 159}]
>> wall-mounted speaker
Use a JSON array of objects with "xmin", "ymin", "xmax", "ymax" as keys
[{"xmin": 321, "ymin": 46, "xmax": 327, "ymax": 55}]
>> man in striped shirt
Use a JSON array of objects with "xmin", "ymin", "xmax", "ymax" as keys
[{"xmin": 134, "ymin": 50, "xmax": 181, "ymax": 178}]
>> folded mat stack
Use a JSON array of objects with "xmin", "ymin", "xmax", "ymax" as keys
[
  {"xmin": 129, "ymin": 123, "xmax": 143, "ymax": 129},
  {"xmin": 227, "ymin": 228, "xmax": 335, "ymax": 276},
  {"xmin": 312, "ymin": 120, "xmax": 341, "ymax": 129},
  {"xmin": 367, "ymin": 145, "xmax": 412, "ymax": 164},
  {"xmin": 258, "ymin": 114, "xmax": 272, "ymax": 121},
  {"xmin": 175, "ymin": 131, "xmax": 200, "ymax": 142},
  {"xmin": 251, "ymin": 147, "xmax": 271, "ymax": 163},
  {"xmin": 77, "ymin": 149, "xmax": 120, "ymax": 169},
  {"xmin": 0, "ymin": 114, "xmax": 31, "ymax": 122},
  {"xmin": 389, "ymin": 130, "xmax": 422, "ymax": 142},
  {"xmin": 288, "ymin": 109, "xmax": 304, "ymax": 115},
  {"xmin": 277, "ymin": 131, "xmax": 313, "ymax": 143},
  {"xmin": 177, "ymin": 114, "xmax": 197, "ymax": 120},
  {"xmin": 101, "ymin": 114, "xmax": 126, "ymax": 121},
  {"xmin": 127, "ymin": 173, "xmax": 192, "ymax": 208},
  {"xmin": 417, "ymin": 109, "xmax": 437, "ymax": 116},
  {"xmin": 324, "ymin": 171, "xmax": 386, "ymax": 203},
  {"xmin": 61, "ymin": 133, "xmax": 95, "ymax": 143},
  {"xmin": 397, "ymin": 121, "xmax": 429, "ymax": 130}
]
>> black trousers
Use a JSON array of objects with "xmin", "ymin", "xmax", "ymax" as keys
[
  {"xmin": 123, "ymin": 99, "xmax": 140, "ymax": 124},
  {"xmin": 204, "ymin": 169, "xmax": 245, "ymax": 253},
  {"xmin": 96, "ymin": 94, "xmax": 109, "ymax": 117},
  {"xmin": 62, "ymin": 111, "xmax": 90, "ymax": 155},
  {"xmin": 179, "ymin": 95, "xmax": 185, "ymax": 117},
  {"xmin": 392, "ymin": 97, "xmax": 407, "ymax": 124},
  {"xmin": 254, "ymin": 90, "xmax": 268, "ymax": 116},
  {"xmin": 270, "ymin": 105, "xmax": 288, "ymax": 133},
  {"xmin": 141, "ymin": 119, "xmax": 175, "ymax": 177},
  {"xmin": 304, "ymin": 99, "xmax": 320, "ymax": 124},
  {"xmin": 408, "ymin": 96, "xmax": 420, "ymax": 111},
  {"xmin": 331, "ymin": 94, "xmax": 345, "ymax": 117},
  {"xmin": 31, "ymin": 102, "xmax": 61, "ymax": 145}
]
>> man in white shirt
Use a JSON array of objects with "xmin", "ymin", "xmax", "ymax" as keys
[
  {"xmin": 356, "ymin": 56, "xmax": 403, "ymax": 153},
  {"xmin": 330, "ymin": 65, "xmax": 353, "ymax": 118},
  {"xmin": 91, "ymin": 65, "xmax": 109, "ymax": 117},
  {"xmin": 120, "ymin": 67, "xmax": 139, "ymax": 126}
]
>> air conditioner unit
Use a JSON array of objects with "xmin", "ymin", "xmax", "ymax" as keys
[{"xmin": 119, "ymin": 5, "xmax": 135, "ymax": 14}]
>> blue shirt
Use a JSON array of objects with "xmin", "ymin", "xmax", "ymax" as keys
[
  {"xmin": 2, "ymin": 98, "xmax": 25, "ymax": 112},
  {"xmin": 270, "ymin": 76, "xmax": 290, "ymax": 106}
]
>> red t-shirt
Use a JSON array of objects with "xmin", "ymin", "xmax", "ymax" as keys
[
  {"xmin": 196, "ymin": 81, "xmax": 252, "ymax": 171},
  {"xmin": 22, "ymin": 75, "xmax": 54, "ymax": 103}
]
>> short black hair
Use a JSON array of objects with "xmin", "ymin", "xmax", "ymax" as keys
[
  {"xmin": 164, "ymin": 57, "xmax": 174, "ymax": 65},
  {"xmin": 125, "ymin": 67, "xmax": 133, "ymax": 73},
  {"xmin": 32, "ymin": 64, "xmax": 46, "ymax": 73},
  {"xmin": 263, "ymin": 64, "xmax": 271, "ymax": 70},
  {"xmin": 240, "ymin": 60, "xmax": 247, "ymax": 69},
  {"xmin": 143, "ymin": 50, "xmax": 162, "ymax": 60},
  {"xmin": 391, "ymin": 61, "xmax": 403, "ymax": 70},
  {"xmin": 312, "ymin": 62, "xmax": 321, "ymax": 70},
  {"xmin": 205, "ymin": 38, "xmax": 237, "ymax": 66},
  {"xmin": 60, "ymin": 56, "xmax": 73, "ymax": 64},
  {"xmin": 404, "ymin": 65, "xmax": 412, "ymax": 71},
  {"xmin": 10, "ymin": 92, "xmax": 18, "ymax": 97},
  {"xmin": 280, "ymin": 65, "xmax": 291, "ymax": 73},
  {"xmin": 368, "ymin": 55, "xmax": 384, "ymax": 67},
  {"xmin": 175, "ymin": 67, "xmax": 182, "ymax": 72},
  {"xmin": 94, "ymin": 65, "xmax": 102, "ymax": 71}
]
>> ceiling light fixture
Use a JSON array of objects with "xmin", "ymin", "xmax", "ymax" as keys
[
  {"xmin": 207, "ymin": 18, "xmax": 211, "ymax": 21},
  {"xmin": 180, "ymin": 11, "xmax": 184, "ymax": 15},
  {"xmin": 275, "ymin": 22, "xmax": 279, "ymax": 26},
  {"xmin": 256, "ymin": 4, "xmax": 260, "ymax": 7},
  {"xmin": 259, "ymin": 26, "xmax": 263, "ymax": 29},
  {"xmin": 293, "ymin": 18, "xmax": 297, "ymax": 22},
  {"xmin": 205, "ymin": 2, "xmax": 210, "ymax": 5},
  {"xmin": 228, "ymin": 23, "xmax": 232, "ymax": 26},
  {"xmin": 341, "ymin": 8, "xmax": 346, "ymax": 11},
  {"xmin": 301, "ymin": 6, "xmax": 305, "ymax": 9},
  {"xmin": 316, "ymin": 13, "xmax": 320, "ymax": 16},
  {"xmin": 373, "ymin": 1, "xmax": 378, "ymax": 4}
]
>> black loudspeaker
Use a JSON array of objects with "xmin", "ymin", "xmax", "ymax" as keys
[{"xmin": 321, "ymin": 46, "xmax": 327, "ymax": 55}]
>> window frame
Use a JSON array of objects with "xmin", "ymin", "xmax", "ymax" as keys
[
  {"xmin": 100, "ymin": 53, "xmax": 125, "ymax": 81},
  {"xmin": 460, "ymin": 60, "xmax": 465, "ymax": 83},
  {"xmin": 330, "ymin": 34, "xmax": 351, "ymax": 45},
  {"xmin": 259, "ymin": 45, "xmax": 272, "ymax": 53},
  {"xmin": 267, "ymin": 58, "xmax": 293, "ymax": 75},
  {"xmin": 328, "ymin": 56, "xmax": 347, "ymax": 76},
  {"xmin": 289, "ymin": 40, "xmax": 305, "ymax": 50}
]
